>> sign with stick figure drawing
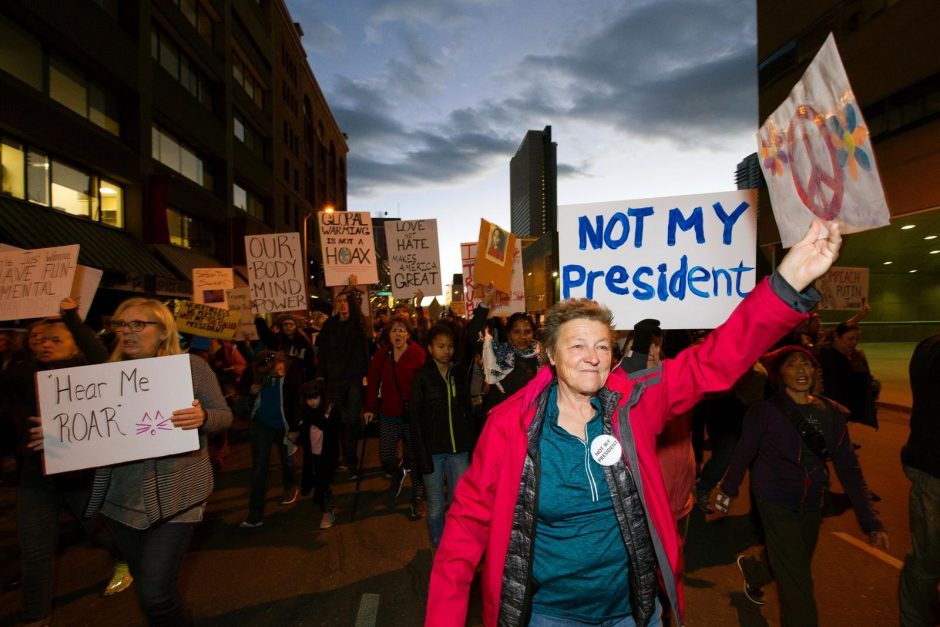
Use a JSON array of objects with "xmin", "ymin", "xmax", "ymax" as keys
[
  {"xmin": 36, "ymin": 354, "xmax": 198, "ymax": 474},
  {"xmin": 759, "ymin": 33, "xmax": 890, "ymax": 248}
]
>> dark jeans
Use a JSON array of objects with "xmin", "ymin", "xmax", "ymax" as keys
[
  {"xmin": 17, "ymin": 461, "xmax": 101, "ymax": 623},
  {"xmin": 248, "ymin": 421, "xmax": 295, "ymax": 522},
  {"xmin": 741, "ymin": 498, "xmax": 821, "ymax": 627},
  {"xmin": 301, "ymin": 448, "xmax": 337, "ymax": 514},
  {"xmin": 327, "ymin": 379, "xmax": 364, "ymax": 468},
  {"xmin": 900, "ymin": 465, "xmax": 940, "ymax": 627},
  {"xmin": 106, "ymin": 518, "xmax": 195, "ymax": 627}
]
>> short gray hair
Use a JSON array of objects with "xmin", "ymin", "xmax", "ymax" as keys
[{"xmin": 541, "ymin": 298, "xmax": 614, "ymax": 361}]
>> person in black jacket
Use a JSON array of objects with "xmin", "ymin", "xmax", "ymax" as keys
[
  {"xmin": 298, "ymin": 378, "xmax": 340, "ymax": 530},
  {"xmin": 410, "ymin": 323, "xmax": 477, "ymax": 548},
  {"xmin": 315, "ymin": 285, "xmax": 369, "ymax": 472}
]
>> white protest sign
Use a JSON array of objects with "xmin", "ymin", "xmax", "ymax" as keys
[
  {"xmin": 71, "ymin": 265, "xmax": 102, "ymax": 321},
  {"xmin": 318, "ymin": 211, "xmax": 379, "ymax": 286},
  {"xmin": 758, "ymin": 33, "xmax": 890, "ymax": 248},
  {"xmin": 461, "ymin": 240, "xmax": 524, "ymax": 316},
  {"xmin": 245, "ymin": 233, "xmax": 305, "ymax": 315},
  {"xmin": 193, "ymin": 268, "xmax": 234, "ymax": 309},
  {"xmin": 0, "ymin": 244, "xmax": 80, "ymax": 321},
  {"xmin": 816, "ymin": 266, "xmax": 869, "ymax": 311},
  {"xmin": 386, "ymin": 219, "xmax": 442, "ymax": 299},
  {"xmin": 0, "ymin": 244, "xmax": 99, "ymax": 320},
  {"xmin": 226, "ymin": 287, "xmax": 259, "ymax": 341},
  {"xmin": 36, "ymin": 354, "xmax": 199, "ymax": 474},
  {"xmin": 558, "ymin": 190, "xmax": 757, "ymax": 329}
]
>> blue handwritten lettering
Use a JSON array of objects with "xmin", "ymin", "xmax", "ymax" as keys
[
  {"xmin": 713, "ymin": 201, "xmax": 749, "ymax": 245},
  {"xmin": 667, "ymin": 207, "xmax": 704, "ymax": 246}
]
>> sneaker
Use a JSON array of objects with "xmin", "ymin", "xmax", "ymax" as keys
[
  {"xmin": 389, "ymin": 468, "xmax": 409, "ymax": 499},
  {"xmin": 280, "ymin": 486, "xmax": 299, "ymax": 505},
  {"xmin": 319, "ymin": 512, "xmax": 336, "ymax": 529},
  {"xmin": 337, "ymin": 463, "xmax": 349, "ymax": 472},
  {"xmin": 737, "ymin": 555, "xmax": 766, "ymax": 605},
  {"xmin": 239, "ymin": 519, "xmax": 263, "ymax": 529},
  {"xmin": 102, "ymin": 561, "xmax": 133, "ymax": 596},
  {"xmin": 409, "ymin": 500, "xmax": 426, "ymax": 520}
]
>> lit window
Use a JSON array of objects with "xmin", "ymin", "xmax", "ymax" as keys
[
  {"xmin": 49, "ymin": 56, "xmax": 88, "ymax": 118},
  {"xmin": 1, "ymin": 139, "xmax": 26, "ymax": 198},
  {"xmin": 27, "ymin": 149, "xmax": 49, "ymax": 205},
  {"xmin": 98, "ymin": 178, "xmax": 123, "ymax": 227},
  {"xmin": 51, "ymin": 160, "xmax": 92, "ymax": 216}
]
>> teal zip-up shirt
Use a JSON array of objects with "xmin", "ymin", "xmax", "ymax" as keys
[{"xmin": 531, "ymin": 385, "xmax": 631, "ymax": 621}]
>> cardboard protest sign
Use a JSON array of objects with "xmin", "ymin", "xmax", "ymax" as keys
[
  {"xmin": 386, "ymin": 219, "xmax": 442, "ymax": 299},
  {"xmin": 174, "ymin": 300, "xmax": 240, "ymax": 339},
  {"xmin": 758, "ymin": 33, "xmax": 890, "ymax": 248},
  {"xmin": 225, "ymin": 287, "xmax": 259, "ymax": 341},
  {"xmin": 71, "ymin": 265, "xmax": 102, "ymax": 321},
  {"xmin": 461, "ymin": 239, "xmax": 525, "ymax": 316},
  {"xmin": 245, "ymin": 233, "xmax": 305, "ymax": 314},
  {"xmin": 815, "ymin": 266, "xmax": 869, "ymax": 311},
  {"xmin": 0, "ymin": 244, "xmax": 98, "ymax": 320},
  {"xmin": 558, "ymin": 190, "xmax": 757, "ymax": 329},
  {"xmin": 0, "ymin": 245, "xmax": 80, "ymax": 321},
  {"xmin": 193, "ymin": 268, "xmax": 234, "ymax": 309},
  {"xmin": 37, "ymin": 354, "xmax": 199, "ymax": 474},
  {"xmin": 474, "ymin": 220, "xmax": 516, "ymax": 293},
  {"xmin": 318, "ymin": 211, "xmax": 379, "ymax": 286}
]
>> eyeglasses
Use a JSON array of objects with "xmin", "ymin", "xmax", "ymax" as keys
[{"xmin": 110, "ymin": 320, "xmax": 159, "ymax": 332}]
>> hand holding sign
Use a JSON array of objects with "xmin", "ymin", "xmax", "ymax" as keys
[
  {"xmin": 171, "ymin": 399, "xmax": 207, "ymax": 430},
  {"xmin": 776, "ymin": 219, "xmax": 842, "ymax": 292}
]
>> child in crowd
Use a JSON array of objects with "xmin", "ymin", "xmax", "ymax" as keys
[
  {"xmin": 410, "ymin": 324, "xmax": 477, "ymax": 548},
  {"xmin": 299, "ymin": 378, "xmax": 340, "ymax": 529}
]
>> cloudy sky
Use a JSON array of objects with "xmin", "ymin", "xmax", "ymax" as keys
[{"xmin": 287, "ymin": 0, "xmax": 759, "ymax": 296}]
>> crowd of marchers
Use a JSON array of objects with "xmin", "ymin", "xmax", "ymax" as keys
[{"xmin": 1, "ymin": 220, "xmax": 937, "ymax": 627}]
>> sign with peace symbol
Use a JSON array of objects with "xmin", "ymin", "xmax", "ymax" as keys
[{"xmin": 786, "ymin": 104, "xmax": 845, "ymax": 221}]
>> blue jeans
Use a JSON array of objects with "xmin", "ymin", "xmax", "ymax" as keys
[
  {"xmin": 900, "ymin": 465, "xmax": 940, "ymax": 627},
  {"xmin": 423, "ymin": 452, "xmax": 470, "ymax": 547},
  {"xmin": 248, "ymin": 421, "xmax": 295, "ymax": 522},
  {"xmin": 107, "ymin": 519, "xmax": 195, "ymax": 627},
  {"xmin": 529, "ymin": 600, "xmax": 661, "ymax": 626}
]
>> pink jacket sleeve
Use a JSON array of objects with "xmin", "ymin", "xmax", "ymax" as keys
[
  {"xmin": 425, "ymin": 414, "xmax": 507, "ymax": 625},
  {"xmin": 644, "ymin": 278, "xmax": 809, "ymax": 435}
]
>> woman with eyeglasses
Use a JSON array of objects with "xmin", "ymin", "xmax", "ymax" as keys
[{"xmin": 83, "ymin": 297, "xmax": 232, "ymax": 626}]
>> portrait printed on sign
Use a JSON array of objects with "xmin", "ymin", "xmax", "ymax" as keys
[{"xmin": 485, "ymin": 224, "xmax": 508, "ymax": 265}]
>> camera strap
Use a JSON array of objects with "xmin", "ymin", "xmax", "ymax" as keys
[{"xmin": 769, "ymin": 395, "xmax": 830, "ymax": 461}]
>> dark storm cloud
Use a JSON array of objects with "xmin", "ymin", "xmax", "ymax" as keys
[
  {"xmin": 325, "ymin": 0, "xmax": 754, "ymax": 194},
  {"xmin": 521, "ymin": 0, "xmax": 756, "ymax": 143}
]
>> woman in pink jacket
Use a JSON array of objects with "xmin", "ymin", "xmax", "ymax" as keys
[{"xmin": 426, "ymin": 220, "xmax": 842, "ymax": 626}]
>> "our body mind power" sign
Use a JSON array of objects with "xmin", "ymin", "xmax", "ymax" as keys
[
  {"xmin": 37, "ymin": 355, "xmax": 199, "ymax": 474},
  {"xmin": 558, "ymin": 190, "xmax": 757, "ymax": 329}
]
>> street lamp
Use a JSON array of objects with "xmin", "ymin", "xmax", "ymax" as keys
[{"xmin": 302, "ymin": 204, "xmax": 335, "ymax": 314}]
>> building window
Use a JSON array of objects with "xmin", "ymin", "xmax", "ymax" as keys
[
  {"xmin": 232, "ymin": 53, "xmax": 265, "ymax": 109},
  {"xmin": 48, "ymin": 55, "xmax": 119, "ymax": 135},
  {"xmin": 0, "ymin": 137, "xmax": 123, "ymax": 226},
  {"xmin": 0, "ymin": 138, "xmax": 26, "ymax": 198},
  {"xmin": 177, "ymin": 0, "xmax": 214, "ymax": 44},
  {"xmin": 0, "ymin": 17, "xmax": 120, "ymax": 136},
  {"xmin": 152, "ymin": 125, "xmax": 213, "ymax": 190},
  {"xmin": 151, "ymin": 26, "xmax": 213, "ymax": 109},
  {"xmin": 0, "ymin": 17, "xmax": 43, "ymax": 91},
  {"xmin": 167, "ymin": 207, "xmax": 216, "ymax": 253},
  {"xmin": 51, "ymin": 160, "xmax": 91, "ymax": 217},
  {"xmin": 234, "ymin": 111, "xmax": 263, "ymax": 158},
  {"xmin": 233, "ymin": 183, "xmax": 265, "ymax": 221}
]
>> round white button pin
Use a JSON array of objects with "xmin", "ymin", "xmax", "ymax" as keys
[{"xmin": 590, "ymin": 434, "xmax": 622, "ymax": 467}]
